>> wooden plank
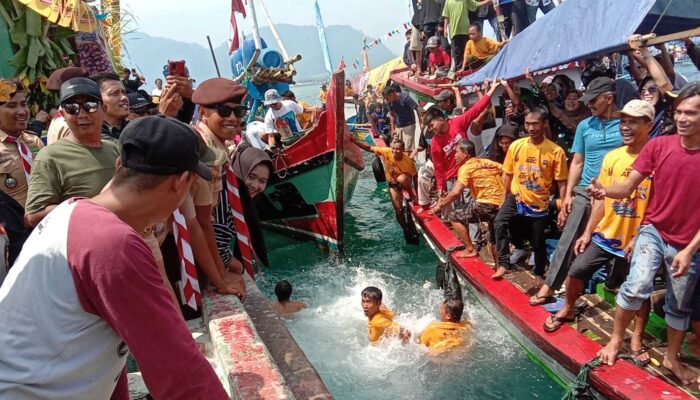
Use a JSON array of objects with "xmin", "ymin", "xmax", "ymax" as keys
[{"xmin": 411, "ymin": 205, "xmax": 692, "ymax": 399}]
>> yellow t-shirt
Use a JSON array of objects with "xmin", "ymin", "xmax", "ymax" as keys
[
  {"xmin": 591, "ymin": 147, "xmax": 652, "ymax": 257},
  {"xmin": 457, "ymin": 157, "xmax": 504, "ymax": 206},
  {"xmin": 418, "ymin": 320, "xmax": 471, "ymax": 352},
  {"xmin": 344, "ymin": 87, "xmax": 355, "ymax": 97},
  {"xmin": 503, "ymin": 138, "xmax": 568, "ymax": 217},
  {"xmin": 319, "ymin": 90, "xmax": 327, "ymax": 103},
  {"xmin": 465, "ymin": 37, "xmax": 500, "ymax": 61},
  {"xmin": 372, "ymin": 146, "xmax": 417, "ymax": 184},
  {"xmin": 368, "ymin": 307, "xmax": 400, "ymax": 342},
  {"xmin": 297, "ymin": 101, "xmax": 315, "ymax": 129}
]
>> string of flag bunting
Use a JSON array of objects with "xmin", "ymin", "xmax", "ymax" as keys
[{"xmin": 350, "ymin": 21, "xmax": 411, "ymax": 70}]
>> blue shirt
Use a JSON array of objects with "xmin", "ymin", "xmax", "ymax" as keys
[
  {"xmin": 571, "ymin": 116, "xmax": 622, "ymax": 186},
  {"xmin": 388, "ymin": 92, "xmax": 418, "ymax": 127}
]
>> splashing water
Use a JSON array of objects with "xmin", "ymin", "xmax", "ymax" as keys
[{"xmin": 258, "ymin": 153, "xmax": 561, "ymax": 399}]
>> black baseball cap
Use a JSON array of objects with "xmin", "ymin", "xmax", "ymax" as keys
[
  {"xmin": 119, "ymin": 115, "xmax": 212, "ymax": 181},
  {"xmin": 127, "ymin": 92, "xmax": 154, "ymax": 110},
  {"xmin": 59, "ymin": 77, "xmax": 102, "ymax": 103},
  {"xmin": 579, "ymin": 77, "xmax": 615, "ymax": 103}
]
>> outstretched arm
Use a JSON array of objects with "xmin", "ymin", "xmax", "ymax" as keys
[
  {"xmin": 351, "ymin": 135, "xmax": 373, "ymax": 152},
  {"xmin": 588, "ymin": 170, "xmax": 646, "ymax": 200}
]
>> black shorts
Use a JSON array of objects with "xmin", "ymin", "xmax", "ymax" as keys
[
  {"xmin": 449, "ymin": 201, "xmax": 499, "ymax": 244},
  {"xmin": 568, "ymin": 242, "xmax": 630, "ymax": 289}
]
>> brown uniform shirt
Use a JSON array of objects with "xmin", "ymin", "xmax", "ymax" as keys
[
  {"xmin": 195, "ymin": 122, "xmax": 229, "ymax": 208},
  {"xmin": 0, "ymin": 129, "xmax": 44, "ymax": 208}
]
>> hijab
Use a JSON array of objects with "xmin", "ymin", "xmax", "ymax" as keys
[{"xmin": 232, "ymin": 145, "xmax": 273, "ymax": 180}]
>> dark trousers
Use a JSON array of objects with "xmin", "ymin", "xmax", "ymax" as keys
[
  {"xmin": 544, "ymin": 186, "xmax": 592, "ymax": 290},
  {"xmin": 495, "ymin": 194, "xmax": 549, "ymax": 276},
  {"xmin": 451, "ymin": 34, "xmax": 468, "ymax": 71},
  {"xmin": 511, "ymin": 0, "xmax": 530, "ymax": 36}
]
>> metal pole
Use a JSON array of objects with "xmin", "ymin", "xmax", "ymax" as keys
[
  {"xmin": 257, "ymin": 0, "xmax": 291, "ymax": 61},
  {"xmin": 207, "ymin": 35, "xmax": 222, "ymax": 78}
]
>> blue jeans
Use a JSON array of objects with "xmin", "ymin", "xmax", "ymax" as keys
[{"xmin": 617, "ymin": 224, "xmax": 700, "ymax": 331}]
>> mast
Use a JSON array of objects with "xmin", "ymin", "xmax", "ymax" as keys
[
  {"xmin": 256, "ymin": 0, "xmax": 290, "ymax": 61},
  {"xmin": 232, "ymin": 0, "xmax": 262, "ymax": 83}
]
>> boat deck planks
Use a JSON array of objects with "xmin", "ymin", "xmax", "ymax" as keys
[{"xmin": 410, "ymin": 206, "xmax": 695, "ymax": 399}]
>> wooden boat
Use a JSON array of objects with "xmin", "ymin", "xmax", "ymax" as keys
[
  {"xmin": 253, "ymin": 71, "xmax": 364, "ymax": 253},
  {"xmin": 391, "ymin": 1, "xmax": 700, "ymax": 395},
  {"xmin": 409, "ymin": 208, "xmax": 694, "ymax": 399}
]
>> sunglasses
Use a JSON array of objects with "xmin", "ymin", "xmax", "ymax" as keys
[
  {"xmin": 641, "ymin": 86, "xmax": 659, "ymax": 95},
  {"xmin": 215, "ymin": 104, "xmax": 247, "ymax": 118},
  {"xmin": 62, "ymin": 101, "xmax": 100, "ymax": 115}
]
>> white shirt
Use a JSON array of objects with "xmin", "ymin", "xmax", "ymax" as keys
[
  {"xmin": 151, "ymin": 87, "xmax": 163, "ymax": 98},
  {"xmin": 264, "ymin": 100, "xmax": 304, "ymax": 137},
  {"xmin": 245, "ymin": 121, "xmax": 268, "ymax": 150}
]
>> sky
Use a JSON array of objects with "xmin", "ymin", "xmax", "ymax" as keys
[{"xmin": 120, "ymin": 0, "xmax": 414, "ymax": 56}]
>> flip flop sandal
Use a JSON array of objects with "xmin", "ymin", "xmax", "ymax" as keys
[
  {"xmin": 627, "ymin": 347, "xmax": 651, "ymax": 367},
  {"xmin": 529, "ymin": 294, "xmax": 556, "ymax": 307},
  {"xmin": 543, "ymin": 315, "xmax": 576, "ymax": 333}
]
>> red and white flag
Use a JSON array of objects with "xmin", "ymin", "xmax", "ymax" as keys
[{"xmin": 229, "ymin": 0, "xmax": 247, "ymax": 54}]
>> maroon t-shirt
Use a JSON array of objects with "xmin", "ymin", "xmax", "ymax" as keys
[{"xmin": 633, "ymin": 135, "xmax": 700, "ymax": 248}]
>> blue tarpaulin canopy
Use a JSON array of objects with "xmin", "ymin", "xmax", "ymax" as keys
[{"xmin": 459, "ymin": 0, "xmax": 700, "ymax": 85}]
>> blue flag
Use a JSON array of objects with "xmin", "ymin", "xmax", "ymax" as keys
[{"xmin": 314, "ymin": 0, "xmax": 333, "ymax": 75}]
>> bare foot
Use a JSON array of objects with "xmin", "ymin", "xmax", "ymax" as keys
[
  {"xmin": 597, "ymin": 340, "xmax": 622, "ymax": 366},
  {"xmin": 491, "ymin": 266, "xmax": 507, "ymax": 280},
  {"xmin": 663, "ymin": 357, "xmax": 697, "ymax": 385},
  {"xmin": 416, "ymin": 206, "xmax": 429, "ymax": 214},
  {"xmin": 455, "ymin": 249, "xmax": 477, "ymax": 258}
]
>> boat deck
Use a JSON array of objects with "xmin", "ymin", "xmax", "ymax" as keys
[
  {"xmin": 410, "ymin": 206, "xmax": 697, "ymax": 399},
  {"xmin": 497, "ymin": 259, "xmax": 700, "ymax": 398}
]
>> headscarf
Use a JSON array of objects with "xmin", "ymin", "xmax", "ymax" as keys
[
  {"xmin": 232, "ymin": 145, "xmax": 273, "ymax": 180},
  {"xmin": 230, "ymin": 144, "xmax": 273, "ymax": 267},
  {"xmin": 550, "ymin": 90, "xmax": 591, "ymax": 132}
]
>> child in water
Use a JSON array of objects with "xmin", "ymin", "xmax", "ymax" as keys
[
  {"xmin": 361, "ymin": 286, "xmax": 411, "ymax": 343},
  {"xmin": 418, "ymin": 298, "xmax": 471, "ymax": 354},
  {"xmin": 271, "ymin": 280, "xmax": 306, "ymax": 315}
]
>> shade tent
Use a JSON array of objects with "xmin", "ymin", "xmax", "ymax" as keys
[{"xmin": 458, "ymin": 0, "xmax": 700, "ymax": 86}]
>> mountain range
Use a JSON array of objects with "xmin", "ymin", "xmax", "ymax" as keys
[{"xmin": 121, "ymin": 24, "xmax": 397, "ymax": 89}]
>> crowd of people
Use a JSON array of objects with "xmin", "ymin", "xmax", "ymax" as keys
[
  {"xmin": 360, "ymin": 31, "xmax": 700, "ymax": 386},
  {"xmin": 1, "ymin": 4, "xmax": 700, "ymax": 395}
]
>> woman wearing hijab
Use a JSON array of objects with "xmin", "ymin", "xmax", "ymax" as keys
[
  {"xmin": 638, "ymin": 76, "xmax": 675, "ymax": 138},
  {"xmin": 549, "ymin": 89, "xmax": 591, "ymax": 157},
  {"xmin": 213, "ymin": 144, "xmax": 273, "ymax": 282}
]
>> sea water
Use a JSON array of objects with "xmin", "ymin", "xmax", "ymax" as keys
[{"xmin": 257, "ymin": 159, "xmax": 562, "ymax": 399}]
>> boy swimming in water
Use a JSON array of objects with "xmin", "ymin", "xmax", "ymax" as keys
[
  {"xmin": 271, "ymin": 280, "xmax": 307, "ymax": 315},
  {"xmin": 418, "ymin": 298, "xmax": 471, "ymax": 353},
  {"xmin": 361, "ymin": 286, "xmax": 411, "ymax": 343}
]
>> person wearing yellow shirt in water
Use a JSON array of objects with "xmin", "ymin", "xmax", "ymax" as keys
[
  {"xmin": 352, "ymin": 137, "xmax": 417, "ymax": 223},
  {"xmin": 461, "ymin": 23, "xmax": 503, "ymax": 72},
  {"xmin": 543, "ymin": 101, "xmax": 653, "ymax": 368},
  {"xmin": 494, "ymin": 105, "xmax": 569, "ymax": 280},
  {"xmin": 361, "ymin": 286, "xmax": 410, "ymax": 343},
  {"xmin": 431, "ymin": 140, "xmax": 504, "ymax": 260},
  {"xmin": 419, "ymin": 298, "xmax": 471, "ymax": 354}
]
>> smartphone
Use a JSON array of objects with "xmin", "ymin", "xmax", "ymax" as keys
[
  {"xmin": 131, "ymin": 68, "xmax": 136, "ymax": 73},
  {"xmin": 168, "ymin": 60, "xmax": 186, "ymax": 77}
]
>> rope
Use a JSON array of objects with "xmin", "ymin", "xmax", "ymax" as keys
[
  {"xmin": 650, "ymin": 0, "xmax": 674, "ymax": 35},
  {"xmin": 562, "ymin": 355, "xmax": 634, "ymax": 400},
  {"xmin": 274, "ymin": 151, "xmax": 288, "ymax": 179}
]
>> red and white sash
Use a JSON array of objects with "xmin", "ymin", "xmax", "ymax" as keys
[
  {"xmin": 4, "ymin": 135, "xmax": 32, "ymax": 181},
  {"xmin": 172, "ymin": 209, "xmax": 202, "ymax": 310},
  {"xmin": 225, "ymin": 164, "xmax": 255, "ymax": 279}
]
